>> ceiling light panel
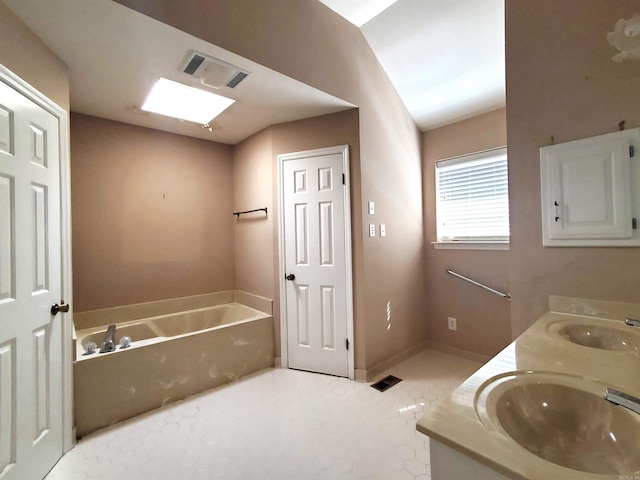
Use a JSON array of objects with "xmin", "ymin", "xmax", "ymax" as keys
[{"xmin": 141, "ymin": 78, "xmax": 235, "ymax": 123}]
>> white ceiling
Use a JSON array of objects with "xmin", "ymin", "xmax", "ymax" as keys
[
  {"xmin": 319, "ymin": 0, "xmax": 506, "ymax": 130},
  {"xmin": 4, "ymin": 0, "xmax": 354, "ymax": 145},
  {"xmin": 6, "ymin": 0, "xmax": 505, "ymax": 143}
]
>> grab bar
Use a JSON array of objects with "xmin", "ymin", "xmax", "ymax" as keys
[{"xmin": 446, "ymin": 269, "xmax": 511, "ymax": 300}]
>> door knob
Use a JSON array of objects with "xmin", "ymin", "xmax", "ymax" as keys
[
  {"xmin": 51, "ymin": 302, "xmax": 70, "ymax": 316},
  {"xmin": 285, "ymin": 274, "xmax": 296, "ymax": 281}
]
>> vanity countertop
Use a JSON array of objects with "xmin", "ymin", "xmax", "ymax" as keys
[{"xmin": 416, "ymin": 296, "xmax": 640, "ymax": 480}]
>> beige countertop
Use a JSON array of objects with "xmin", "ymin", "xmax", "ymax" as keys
[{"xmin": 416, "ymin": 296, "xmax": 640, "ymax": 480}]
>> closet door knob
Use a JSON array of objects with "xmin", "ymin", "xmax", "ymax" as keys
[{"xmin": 285, "ymin": 274, "xmax": 295, "ymax": 281}]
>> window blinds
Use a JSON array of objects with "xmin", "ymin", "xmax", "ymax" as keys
[{"xmin": 436, "ymin": 148, "xmax": 509, "ymax": 242}]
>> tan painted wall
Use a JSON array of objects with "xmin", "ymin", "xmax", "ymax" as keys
[
  {"xmin": 115, "ymin": 0, "xmax": 427, "ymax": 370},
  {"xmin": 71, "ymin": 113, "xmax": 235, "ymax": 311},
  {"xmin": 232, "ymin": 128, "xmax": 274, "ymax": 300},
  {"xmin": 506, "ymin": 1, "xmax": 640, "ymax": 336},
  {"xmin": 423, "ymin": 109, "xmax": 510, "ymax": 357},
  {"xmin": 0, "ymin": 2, "xmax": 69, "ymax": 111}
]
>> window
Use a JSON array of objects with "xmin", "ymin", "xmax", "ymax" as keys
[{"xmin": 434, "ymin": 147, "xmax": 509, "ymax": 249}]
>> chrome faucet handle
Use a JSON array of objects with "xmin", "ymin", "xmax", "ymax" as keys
[
  {"xmin": 625, "ymin": 318, "xmax": 640, "ymax": 327},
  {"xmin": 605, "ymin": 388, "xmax": 640, "ymax": 415}
]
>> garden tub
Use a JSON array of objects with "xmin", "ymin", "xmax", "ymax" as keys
[{"xmin": 74, "ymin": 301, "xmax": 274, "ymax": 437}]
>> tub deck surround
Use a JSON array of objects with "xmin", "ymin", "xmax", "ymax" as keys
[
  {"xmin": 416, "ymin": 297, "xmax": 640, "ymax": 480},
  {"xmin": 73, "ymin": 290, "xmax": 272, "ymax": 331},
  {"xmin": 73, "ymin": 292, "xmax": 274, "ymax": 438}
]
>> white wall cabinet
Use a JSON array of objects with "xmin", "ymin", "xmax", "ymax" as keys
[{"xmin": 540, "ymin": 128, "xmax": 640, "ymax": 246}]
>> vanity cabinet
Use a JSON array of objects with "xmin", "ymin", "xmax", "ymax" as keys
[
  {"xmin": 430, "ymin": 441, "xmax": 511, "ymax": 480},
  {"xmin": 417, "ymin": 296, "xmax": 640, "ymax": 480},
  {"xmin": 540, "ymin": 128, "xmax": 640, "ymax": 246}
]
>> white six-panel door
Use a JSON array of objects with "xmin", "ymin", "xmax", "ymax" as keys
[
  {"xmin": 0, "ymin": 77, "xmax": 63, "ymax": 479},
  {"xmin": 279, "ymin": 146, "xmax": 353, "ymax": 378}
]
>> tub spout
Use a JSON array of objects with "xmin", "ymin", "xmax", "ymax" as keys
[{"xmin": 100, "ymin": 324, "xmax": 117, "ymax": 353}]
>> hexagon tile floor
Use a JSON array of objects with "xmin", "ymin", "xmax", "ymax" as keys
[{"xmin": 45, "ymin": 349, "xmax": 481, "ymax": 480}]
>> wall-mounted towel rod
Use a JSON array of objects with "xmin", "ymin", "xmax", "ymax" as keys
[
  {"xmin": 233, "ymin": 207, "xmax": 268, "ymax": 218},
  {"xmin": 446, "ymin": 269, "xmax": 511, "ymax": 300}
]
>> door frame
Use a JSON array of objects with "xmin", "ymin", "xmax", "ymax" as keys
[
  {"xmin": 0, "ymin": 64, "xmax": 74, "ymax": 453},
  {"xmin": 277, "ymin": 144, "xmax": 354, "ymax": 379}
]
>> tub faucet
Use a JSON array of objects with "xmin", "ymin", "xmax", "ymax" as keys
[
  {"xmin": 100, "ymin": 324, "xmax": 117, "ymax": 353},
  {"xmin": 625, "ymin": 318, "xmax": 640, "ymax": 327},
  {"xmin": 605, "ymin": 388, "xmax": 640, "ymax": 415}
]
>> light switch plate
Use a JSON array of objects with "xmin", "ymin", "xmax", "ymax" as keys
[
  {"xmin": 369, "ymin": 224, "xmax": 376, "ymax": 237},
  {"xmin": 368, "ymin": 201, "xmax": 375, "ymax": 215},
  {"xmin": 448, "ymin": 317, "xmax": 457, "ymax": 331},
  {"xmin": 380, "ymin": 224, "xmax": 386, "ymax": 237}
]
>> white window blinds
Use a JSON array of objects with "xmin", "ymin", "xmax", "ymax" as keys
[{"xmin": 435, "ymin": 147, "xmax": 509, "ymax": 242}]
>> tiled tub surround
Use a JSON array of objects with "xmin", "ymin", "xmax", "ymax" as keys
[
  {"xmin": 417, "ymin": 296, "xmax": 640, "ymax": 480},
  {"xmin": 74, "ymin": 291, "xmax": 274, "ymax": 437}
]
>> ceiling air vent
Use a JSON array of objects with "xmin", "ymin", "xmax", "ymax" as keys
[{"xmin": 182, "ymin": 51, "xmax": 249, "ymax": 89}]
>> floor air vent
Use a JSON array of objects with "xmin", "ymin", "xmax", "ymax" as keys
[{"xmin": 371, "ymin": 375, "xmax": 402, "ymax": 392}]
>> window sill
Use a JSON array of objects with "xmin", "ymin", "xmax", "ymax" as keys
[{"xmin": 431, "ymin": 241, "xmax": 510, "ymax": 251}]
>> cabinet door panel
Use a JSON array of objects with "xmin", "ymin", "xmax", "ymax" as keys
[{"xmin": 540, "ymin": 129, "xmax": 639, "ymax": 246}]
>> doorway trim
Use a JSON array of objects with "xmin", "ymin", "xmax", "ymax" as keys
[
  {"xmin": 0, "ymin": 64, "xmax": 74, "ymax": 452},
  {"xmin": 277, "ymin": 145, "xmax": 354, "ymax": 379}
]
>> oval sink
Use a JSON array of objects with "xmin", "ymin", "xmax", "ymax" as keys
[
  {"xmin": 547, "ymin": 318, "xmax": 640, "ymax": 352},
  {"xmin": 559, "ymin": 324, "xmax": 640, "ymax": 351},
  {"xmin": 476, "ymin": 373, "xmax": 640, "ymax": 475}
]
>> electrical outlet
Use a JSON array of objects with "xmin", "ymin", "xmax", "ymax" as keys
[
  {"xmin": 369, "ymin": 224, "xmax": 376, "ymax": 237},
  {"xmin": 447, "ymin": 317, "xmax": 457, "ymax": 331}
]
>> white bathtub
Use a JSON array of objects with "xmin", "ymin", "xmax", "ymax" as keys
[{"xmin": 74, "ymin": 301, "xmax": 274, "ymax": 437}]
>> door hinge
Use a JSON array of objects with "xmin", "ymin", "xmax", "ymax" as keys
[
  {"xmin": 633, "ymin": 218, "xmax": 637, "ymax": 230},
  {"xmin": 345, "ymin": 338, "xmax": 349, "ymax": 350},
  {"xmin": 631, "ymin": 146, "xmax": 635, "ymax": 158},
  {"xmin": 342, "ymin": 173, "xmax": 346, "ymax": 185}
]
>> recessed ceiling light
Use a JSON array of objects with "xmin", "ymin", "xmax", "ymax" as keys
[{"xmin": 141, "ymin": 77, "xmax": 235, "ymax": 124}]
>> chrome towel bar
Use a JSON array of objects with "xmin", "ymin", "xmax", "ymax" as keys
[{"xmin": 446, "ymin": 269, "xmax": 511, "ymax": 300}]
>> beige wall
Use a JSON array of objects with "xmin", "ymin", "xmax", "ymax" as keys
[
  {"xmin": 116, "ymin": 0, "xmax": 427, "ymax": 371},
  {"xmin": 0, "ymin": 2, "xmax": 69, "ymax": 111},
  {"xmin": 506, "ymin": 1, "xmax": 640, "ymax": 335},
  {"xmin": 71, "ymin": 114, "xmax": 235, "ymax": 312},
  {"xmin": 423, "ymin": 109, "xmax": 510, "ymax": 357},
  {"xmin": 232, "ymin": 128, "xmax": 274, "ymax": 299}
]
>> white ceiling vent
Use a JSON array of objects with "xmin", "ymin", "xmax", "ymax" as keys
[{"xmin": 182, "ymin": 51, "xmax": 249, "ymax": 89}]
